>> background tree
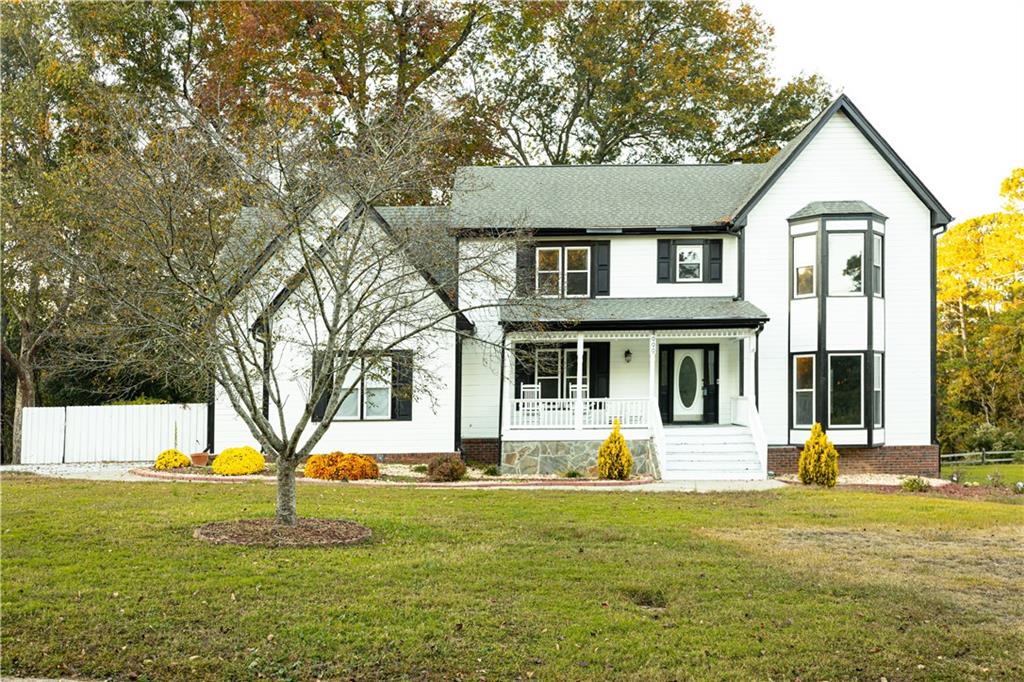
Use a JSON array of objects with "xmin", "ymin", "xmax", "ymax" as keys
[
  {"xmin": 73, "ymin": 95, "xmax": 519, "ymax": 524},
  {"xmin": 937, "ymin": 168, "xmax": 1024, "ymax": 453},
  {"xmin": 475, "ymin": 0, "xmax": 830, "ymax": 165}
]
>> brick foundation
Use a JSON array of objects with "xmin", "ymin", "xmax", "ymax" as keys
[
  {"xmin": 460, "ymin": 438, "xmax": 500, "ymax": 464},
  {"xmin": 768, "ymin": 445, "xmax": 940, "ymax": 477}
]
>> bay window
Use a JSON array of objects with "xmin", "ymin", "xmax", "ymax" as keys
[
  {"xmin": 793, "ymin": 234, "xmax": 816, "ymax": 297},
  {"xmin": 828, "ymin": 233, "xmax": 863, "ymax": 295},
  {"xmin": 828, "ymin": 354, "xmax": 863, "ymax": 427},
  {"xmin": 872, "ymin": 234, "xmax": 883, "ymax": 296},
  {"xmin": 792, "ymin": 355, "xmax": 815, "ymax": 427},
  {"xmin": 873, "ymin": 352, "xmax": 883, "ymax": 428}
]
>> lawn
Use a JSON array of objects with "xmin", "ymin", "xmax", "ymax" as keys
[
  {"xmin": 2, "ymin": 477, "xmax": 1023, "ymax": 680},
  {"xmin": 940, "ymin": 461, "xmax": 1024, "ymax": 485}
]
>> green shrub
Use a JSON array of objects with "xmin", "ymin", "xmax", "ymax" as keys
[
  {"xmin": 427, "ymin": 454, "xmax": 466, "ymax": 482},
  {"xmin": 411, "ymin": 464, "xmax": 428, "ymax": 474},
  {"xmin": 482, "ymin": 465, "xmax": 500, "ymax": 476},
  {"xmin": 798, "ymin": 423, "xmax": 839, "ymax": 487},
  {"xmin": 564, "ymin": 469, "xmax": 582, "ymax": 479},
  {"xmin": 901, "ymin": 476, "xmax": 931, "ymax": 493},
  {"xmin": 597, "ymin": 418, "xmax": 633, "ymax": 480}
]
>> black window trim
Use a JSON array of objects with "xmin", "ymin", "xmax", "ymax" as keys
[
  {"xmin": 827, "ymin": 352, "xmax": 865, "ymax": 430},
  {"xmin": 657, "ymin": 238, "xmax": 724, "ymax": 284},
  {"xmin": 529, "ymin": 240, "xmax": 609, "ymax": 298},
  {"xmin": 314, "ymin": 350, "xmax": 413, "ymax": 423}
]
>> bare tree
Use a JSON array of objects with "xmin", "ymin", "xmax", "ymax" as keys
[{"xmin": 72, "ymin": 96, "xmax": 522, "ymax": 525}]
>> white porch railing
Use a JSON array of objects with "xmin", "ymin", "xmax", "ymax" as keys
[
  {"xmin": 732, "ymin": 396, "xmax": 768, "ymax": 477},
  {"xmin": 509, "ymin": 397, "xmax": 648, "ymax": 430}
]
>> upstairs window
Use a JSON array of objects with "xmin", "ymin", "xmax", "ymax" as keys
[
  {"xmin": 676, "ymin": 244, "xmax": 703, "ymax": 281},
  {"xmin": 793, "ymin": 234, "xmax": 816, "ymax": 298},
  {"xmin": 534, "ymin": 245, "xmax": 591, "ymax": 297},
  {"xmin": 536, "ymin": 247, "xmax": 561, "ymax": 296},
  {"xmin": 872, "ymin": 234, "xmax": 883, "ymax": 296},
  {"xmin": 828, "ymin": 233, "xmax": 863, "ymax": 296}
]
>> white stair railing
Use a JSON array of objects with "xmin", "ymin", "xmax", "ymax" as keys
[{"xmin": 731, "ymin": 396, "xmax": 768, "ymax": 478}]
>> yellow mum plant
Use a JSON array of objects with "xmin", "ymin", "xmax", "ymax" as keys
[
  {"xmin": 212, "ymin": 446, "xmax": 266, "ymax": 476},
  {"xmin": 597, "ymin": 418, "xmax": 633, "ymax": 480},
  {"xmin": 154, "ymin": 448, "xmax": 190, "ymax": 470},
  {"xmin": 798, "ymin": 422, "xmax": 839, "ymax": 487},
  {"xmin": 304, "ymin": 453, "xmax": 380, "ymax": 481}
]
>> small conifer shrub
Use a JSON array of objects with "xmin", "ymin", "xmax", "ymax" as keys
[
  {"xmin": 797, "ymin": 423, "xmax": 839, "ymax": 487},
  {"xmin": 597, "ymin": 418, "xmax": 633, "ymax": 480}
]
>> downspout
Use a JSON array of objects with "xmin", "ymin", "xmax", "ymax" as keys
[
  {"xmin": 454, "ymin": 334, "xmax": 463, "ymax": 456},
  {"xmin": 206, "ymin": 378, "xmax": 216, "ymax": 454}
]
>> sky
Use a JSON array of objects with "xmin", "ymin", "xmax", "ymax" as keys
[{"xmin": 750, "ymin": 0, "xmax": 1024, "ymax": 223}]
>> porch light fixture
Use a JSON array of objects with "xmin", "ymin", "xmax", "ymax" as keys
[{"xmin": 624, "ymin": 349, "xmax": 632, "ymax": 363}]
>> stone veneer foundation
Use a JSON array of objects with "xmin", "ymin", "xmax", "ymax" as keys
[
  {"xmin": 502, "ymin": 439, "xmax": 659, "ymax": 477},
  {"xmin": 768, "ymin": 445, "xmax": 940, "ymax": 478}
]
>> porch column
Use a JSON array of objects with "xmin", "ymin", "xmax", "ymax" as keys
[
  {"xmin": 647, "ymin": 333, "xmax": 657, "ymax": 424},
  {"xmin": 501, "ymin": 337, "xmax": 513, "ymax": 435},
  {"xmin": 574, "ymin": 333, "xmax": 584, "ymax": 430}
]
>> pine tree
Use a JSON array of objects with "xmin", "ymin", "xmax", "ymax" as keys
[
  {"xmin": 597, "ymin": 418, "xmax": 633, "ymax": 480},
  {"xmin": 798, "ymin": 423, "xmax": 839, "ymax": 487}
]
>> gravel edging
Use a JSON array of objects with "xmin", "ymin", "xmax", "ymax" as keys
[{"xmin": 130, "ymin": 467, "xmax": 655, "ymax": 488}]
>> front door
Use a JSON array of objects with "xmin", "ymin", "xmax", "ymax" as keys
[
  {"xmin": 672, "ymin": 348, "xmax": 704, "ymax": 422},
  {"xmin": 659, "ymin": 345, "xmax": 719, "ymax": 424}
]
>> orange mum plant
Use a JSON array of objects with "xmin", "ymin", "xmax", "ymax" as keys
[{"xmin": 304, "ymin": 453, "xmax": 380, "ymax": 481}]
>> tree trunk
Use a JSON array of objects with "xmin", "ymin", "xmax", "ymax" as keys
[
  {"xmin": 11, "ymin": 364, "xmax": 37, "ymax": 465},
  {"xmin": 275, "ymin": 460, "xmax": 298, "ymax": 525}
]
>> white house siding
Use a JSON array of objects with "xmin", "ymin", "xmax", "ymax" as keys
[
  {"xmin": 608, "ymin": 234, "xmax": 738, "ymax": 298},
  {"xmin": 458, "ymin": 237, "xmax": 516, "ymax": 439},
  {"xmin": 744, "ymin": 111, "xmax": 932, "ymax": 446}
]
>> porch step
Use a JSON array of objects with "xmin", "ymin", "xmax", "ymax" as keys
[{"xmin": 658, "ymin": 426, "xmax": 763, "ymax": 481}]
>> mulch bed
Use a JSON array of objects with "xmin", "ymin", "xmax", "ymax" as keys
[{"xmin": 193, "ymin": 518, "xmax": 372, "ymax": 547}]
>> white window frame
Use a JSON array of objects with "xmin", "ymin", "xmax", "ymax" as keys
[
  {"xmin": 792, "ymin": 234, "xmax": 816, "ymax": 298},
  {"xmin": 534, "ymin": 347, "xmax": 562, "ymax": 398},
  {"xmin": 873, "ymin": 352, "xmax": 883, "ymax": 428},
  {"xmin": 828, "ymin": 353, "xmax": 864, "ymax": 428},
  {"xmin": 563, "ymin": 246, "xmax": 591, "ymax": 298},
  {"xmin": 872, "ymin": 233, "xmax": 883, "ymax": 298},
  {"xmin": 335, "ymin": 357, "xmax": 361, "ymax": 421},
  {"xmin": 675, "ymin": 244, "xmax": 704, "ymax": 282},
  {"xmin": 792, "ymin": 354, "xmax": 816, "ymax": 428},
  {"xmin": 535, "ymin": 247, "xmax": 562, "ymax": 297},
  {"xmin": 362, "ymin": 357, "xmax": 392, "ymax": 420}
]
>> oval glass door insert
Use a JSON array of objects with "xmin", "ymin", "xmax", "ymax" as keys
[{"xmin": 678, "ymin": 355, "xmax": 697, "ymax": 408}]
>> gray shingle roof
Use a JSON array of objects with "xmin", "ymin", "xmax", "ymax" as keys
[
  {"xmin": 450, "ymin": 164, "xmax": 767, "ymax": 231},
  {"xmin": 500, "ymin": 297, "xmax": 768, "ymax": 326},
  {"xmin": 375, "ymin": 205, "xmax": 456, "ymax": 286},
  {"xmin": 789, "ymin": 201, "xmax": 886, "ymax": 221}
]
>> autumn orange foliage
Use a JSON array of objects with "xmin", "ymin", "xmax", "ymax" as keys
[{"xmin": 304, "ymin": 453, "xmax": 380, "ymax": 481}]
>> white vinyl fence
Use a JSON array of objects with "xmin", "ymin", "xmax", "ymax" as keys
[{"xmin": 20, "ymin": 403, "xmax": 207, "ymax": 464}]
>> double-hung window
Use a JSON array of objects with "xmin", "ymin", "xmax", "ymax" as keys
[
  {"xmin": 336, "ymin": 358, "xmax": 361, "ymax": 420},
  {"xmin": 792, "ymin": 234, "xmax": 816, "ymax": 297},
  {"xmin": 535, "ymin": 245, "xmax": 591, "ymax": 297},
  {"xmin": 536, "ymin": 247, "xmax": 561, "ymax": 296},
  {"xmin": 828, "ymin": 233, "xmax": 864, "ymax": 295},
  {"xmin": 828, "ymin": 353, "xmax": 863, "ymax": 427},
  {"xmin": 363, "ymin": 356, "xmax": 392, "ymax": 419},
  {"xmin": 535, "ymin": 348, "xmax": 562, "ymax": 399},
  {"xmin": 872, "ymin": 234, "xmax": 883, "ymax": 296},
  {"xmin": 676, "ymin": 244, "xmax": 703, "ymax": 281},
  {"xmin": 792, "ymin": 355, "xmax": 815, "ymax": 427},
  {"xmin": 564, "ymin": 246, "xmax": 591, "ymax": 297},
  {"xmin": 873, "ymin": 353, "xmax": 883, "ymax": 428}
]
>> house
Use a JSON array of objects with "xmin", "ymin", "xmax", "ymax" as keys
[{"xmin": 211, "ymin": 94, "xmax": 950, "ymax": 480}]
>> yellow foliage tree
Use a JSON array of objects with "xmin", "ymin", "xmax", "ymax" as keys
[
  {"xmin": 798, "ymin": 423, "xmax": 839, "ymax": 487},
  {"xmin": 597, "ymin": 418, "xmax": 633, "ymax": 480}
]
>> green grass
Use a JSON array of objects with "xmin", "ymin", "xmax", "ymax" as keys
[
  {"xmin": 2, "ymin": 479, "xmax": 1023, "ymax": 680},
  {"xmin": 941, "ymin": 461, "xmax": 1024, "ymax": 485}
]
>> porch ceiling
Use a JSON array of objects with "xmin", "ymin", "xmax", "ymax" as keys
[{"xmin": 500, "ymin": 296, "xmax": 768, "ymax": 331}]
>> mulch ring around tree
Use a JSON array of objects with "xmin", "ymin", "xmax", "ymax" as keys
[{"xmin": 193, "ymin": 518, "xmax": 372, "ymax": 547}]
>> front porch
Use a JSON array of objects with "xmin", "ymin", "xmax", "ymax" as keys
[{"xmin": 499, "ymin": 327, "xmax": 769, "ymax": 479}]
